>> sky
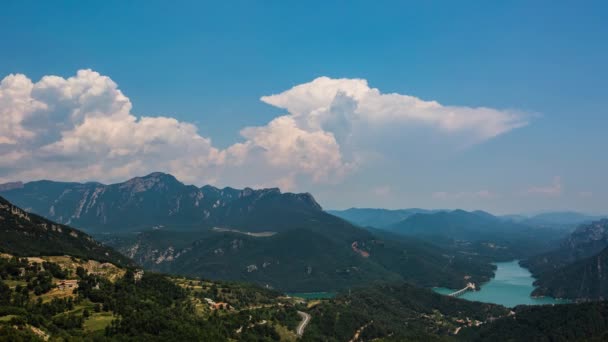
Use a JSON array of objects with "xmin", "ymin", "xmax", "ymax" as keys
[{"xmin": 0, "ymin": 1, "xmax": 607, "ymax": 214}]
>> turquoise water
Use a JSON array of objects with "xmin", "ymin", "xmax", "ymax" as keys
[
  {"xmin": 287, "ymin": 292, "xmax": 336, "ymax": 299},
  {"xmin": 433, "ymin": 260, "xmax": 570, "ymax": 308}
]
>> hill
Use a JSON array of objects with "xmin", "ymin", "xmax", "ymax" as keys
[
  {"xmin": 0, "ymin": 251, "xmax": 305, "ymax": 340},
  {"xmin": 387, "ymin": 210, "xmax": 566, "ymax": 260},
  {"xmin": 531, "ymin": 247, "xmax": 608, "ymax": 300},
  {"xmin": 98, "ymin": 226, "xmax": 495, "ymax": 292},
  {"xmin": 523, "ymin": 219, "xmax": 608, "ymax": 277},
  {"xmin": 302, "ymin": 282, "xmax": 508, "ymax": 341},
  {"xmin": 327, "ymin": 208, "xmax": 441, "ymax": 228},
  {"xmin": 0, "ymin": 196, "xmax": 130, "ymax": 266},
  {"xmin": 460, "ymin": 301, "xmax": 608, "ymax": 341},
  {"xmin": 525, "ymin": 211, "xmax": 606, "ymax": 226}
]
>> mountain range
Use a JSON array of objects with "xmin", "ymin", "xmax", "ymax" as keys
[
  {"xmin": 382, "ymin": 209, "xmax": 569, "ymax": 261},
  {"xmin": 327, "ymin": 208, "xmax": 443, "ymax": 228},
  {"xmin": 0, "ymin": 174, "xmax": 494, "ymax": 292},
  {"xmin": 2, "ymin": 179, "xmax": 608, "ymax": 339},
  {"xmin": 330, "ymin": 207, "xmax": 604, "ymax": 230},
  {"xmin": 0, "ymin": 172, "xmax": 324, "ymax": 234}
]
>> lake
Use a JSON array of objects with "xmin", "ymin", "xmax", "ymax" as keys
[{"xmin": 433, "ymin": 260, "xmax": 570, "ymax": 307}]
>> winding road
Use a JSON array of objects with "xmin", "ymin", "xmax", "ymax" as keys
[{"xmin": 296, "ymin": 311, "xmax": 311, "ymax": 337}]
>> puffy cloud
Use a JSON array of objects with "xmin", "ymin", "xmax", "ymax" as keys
[
  {"xmin": 0, "ymin": 74, "xmax": 46, "ymax": 144},
  {"xmin": 261, "ymin": 76, "xmax": 528, "ymax": 144},
  {"xmin": 0, "ymin": 70, "xmax": 225, "ymax": 184},
  {"xmin": 0, "ymin": 71, "xmax": 528, "ymax": 190},
  {"xmin": 236, "ymin": 116, "xmax": 350, "ymax": 182}
]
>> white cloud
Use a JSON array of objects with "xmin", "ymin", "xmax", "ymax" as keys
[
  {"xmin": 578, "ymin": 191, "xmax": 593, "ymax": 198},
  {"xmin": 525, "ymin": 176, "xmax": 563, "ymax": 197},
  {"xmin": 0, "ymin": 70, "xmax": 528, "ymax": 190},
  {"xmin": 432, "ymin": 190, "xmax": 497, "ymax": 200},
  {"xmin": 261, "ymin": 76, "xmax": 528, "ymax": 144},
  {"xmin": 372, "ymin": 185, "xmax": 392, "ymax": 197}
]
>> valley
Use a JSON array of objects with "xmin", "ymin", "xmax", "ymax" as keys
[{"xmin": 1, "ymin": 174, "xmax": 608, "ymax": 341}]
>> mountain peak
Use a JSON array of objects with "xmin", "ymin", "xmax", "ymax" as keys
[
  {"xmin": 0, "ymin": 181, "xmax": 24, "ymax": 191},
  {"xmin": 120, "ymin": 172, "xmax": 183, "ymax": 192}
]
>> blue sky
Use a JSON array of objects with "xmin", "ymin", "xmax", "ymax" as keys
[{"xmin": 0, "ymin": 1, "xmax": 606, "ymax": 214}]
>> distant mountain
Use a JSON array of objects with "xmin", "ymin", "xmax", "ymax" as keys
[
  {"xmin": 0, "ymin": 196, "xmax": 130, "ymax": 265},
  {"xmin": 525, "ymin": 211, "xmax": 605, "ymax": 226},
  {"xmin": 327, "ymin": 208, "xmax": 442, "ymax": 228},
  {"xmin": 387, "ymin": 210, "xmax": 567, "ymax": 260},
  {"xmin": 0, "ymin": 181, "xmax": 23, "ymax": 192},
  {"xmin": 0, "ymin": 172, "xmax": 324, "ymax": 233}
]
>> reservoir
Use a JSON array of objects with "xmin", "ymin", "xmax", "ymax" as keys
[{"xmin": 433, "ymin": 260, "xmax": 570, "ymax": 307}]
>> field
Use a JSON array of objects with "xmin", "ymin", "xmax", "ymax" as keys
[{"xmin": 84, "ymin": 312, "xmax": 114, "ymax": 332}]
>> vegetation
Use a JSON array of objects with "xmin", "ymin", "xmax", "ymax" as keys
[
  {"xmin": 302, "ymin": 283, "xmax": 508, "ymax": 341},
  {"xmin": 460, "ymin": 301, "xmax": 608, "ymax": 341},
  {"xmin": 2, "ymin": 177, "xmax": 497, "ymax": 292},
  {"xmin": 386, "ymin": 210, "xmax": 569, "ymax": 261},
  {"xmin": 523, "ymin": 219, "xmax": 608, "ymax": 300},
  {"xmin": 100, "ymin": 226, "xmax": 495, "ymax": 292},
  {"xmin": 0, "ymin": 254, "xmax": 303, "ymax": 341},
  {"xmin": 328, "ymin": 207, "xmax": 441, "ymax": 228},
  {"xmin": 0, "ymin": 196, "xmax": 131, "ymax": 266},
  {"xmin": 531, "ymin": 247, "xmax": 608, "ymax": 300},
  {"xmin": 0, "ymin": 173, "xmax": 325, "ymax": 234}
]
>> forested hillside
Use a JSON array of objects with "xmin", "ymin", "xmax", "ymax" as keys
[
  {"xmin": 460, "ymin": 301, "xmax": 608, "ymax": 341},
  {"xmin": 99, "ymin": 227, "xmax": 495, "ymax": 292},
  {"xmin": 0, "ymin": 196, "xmax": 130, "ymax": 266}
]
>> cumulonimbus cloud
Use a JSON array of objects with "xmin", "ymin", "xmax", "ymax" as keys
[{"xmin": 0, "ymin": 70, "xmax": 528, "ymax": 189}]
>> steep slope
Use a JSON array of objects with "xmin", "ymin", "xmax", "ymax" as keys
[
  {"xmin": 0, "ymin": 196, "xmax": 130, "ymax": 266},
  {"xmin": 531, "ymin": 247, "xmax": 608, "ymax": 300},
  {"xmin": 387, "ymin": 209, "xmax": 565, "ymax": 260},
  {"xmin": 327, "ymin": 207, "xmax": 441, "ymax": 228},
  {"xmin": 0, "ymin": 173, "xmax": 325, "ymax": 233},
  {"xmin": 523, "ymin": 219, "xmax": 608, "ymax": 277},
  {"xmin": 99, "ymin": 224, "xmax": 494, "ymax": 292}
]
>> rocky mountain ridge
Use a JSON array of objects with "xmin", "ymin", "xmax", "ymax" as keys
[{"xmin": 0, "ymin": 172, "xmax": 321, "ymax": 233}]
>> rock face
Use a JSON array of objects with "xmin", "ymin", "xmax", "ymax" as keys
[
  {"xmin": 0, "ymin": 196, "xmax": 130, "ymax": 266},
  {"xmin": 0, "ymin": 172, "xmax": 323, "ymax": 233},
  {"xmin": 524, "ymin": 219, "xmax": 608, "ymax": 277},
  {"xmin": 532, "ymin": 246, "xmax": 608, "ymax": 300},
  {"xmin": 523, "ymin": 219, "xmax": 608, "ymax": 300},
  {"xmin": 566, "ymin": 219, "xmax": 608, "ymax": 250}
]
